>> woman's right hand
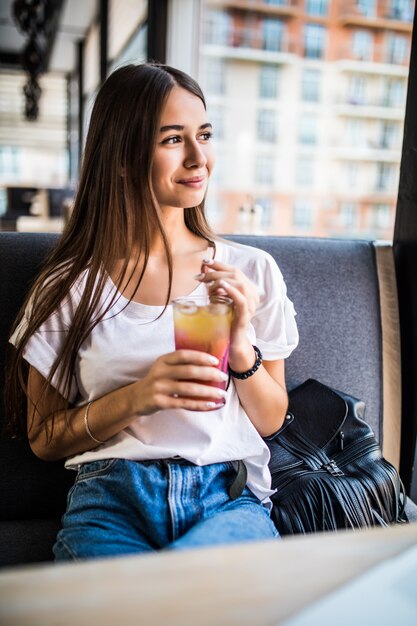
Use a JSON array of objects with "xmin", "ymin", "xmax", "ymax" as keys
[
  {"xmin": 136, "ymin": 350, "xmax": 228, "ymax": 414},
  {"xmin": 26, "ymin": 352, "xmax": 227, "ymax": 462}
]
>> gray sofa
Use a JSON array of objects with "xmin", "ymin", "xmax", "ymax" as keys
[{"xmin": 1, "ymin": 232, "xmax": 416, "ymax": 567}]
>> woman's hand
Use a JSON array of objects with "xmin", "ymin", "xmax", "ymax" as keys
[
  {"xmin": 194, "ymin": 260, "xmax": 259, "ymax": 371},
  {"xmin": 137, "ymin": 350, "xmax": 228, "ymax": 414},
  {"xmin": 195, "ymin": 259, "xmax": 259, "ymax": 348},
  {"xmin": 26, "ymin": 352, "xmax": 228, "ymax": 462}
]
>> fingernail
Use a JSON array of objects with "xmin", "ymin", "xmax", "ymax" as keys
[
  {"xmin": 203, "ymin": 258, "xmax": 214, "ymax": 265},
  {"xmin": 209, "ymin": 356, "xmax": 219, "ymax": 365},
  {"xmin": 219, "ymin": 372, "xmax": 229, "ymax": 381},
  {"xmin": 219, "ymin": 280, "xmax": 230, "ymax": 289},
  {"xmin": 193, "ymin": 273, "xmax": 205, "ymax": 280},
  {"xmin": 206, "ymin": 401, "xmax": 224, "ymax": 409}
]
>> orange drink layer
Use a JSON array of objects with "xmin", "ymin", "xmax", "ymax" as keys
[{"xmin": 172, "ymin": 296, "xmax": 233, "ymax": 404}]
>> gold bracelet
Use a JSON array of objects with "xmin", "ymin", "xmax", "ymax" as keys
[{"xmin": 84, "ymin": 401, "xmax": 105, "ymax": 444}]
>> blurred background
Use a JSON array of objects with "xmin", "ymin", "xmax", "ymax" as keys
[{"xmin": 0, "ymin": 0, "xmax": 414, "ymax": 239}]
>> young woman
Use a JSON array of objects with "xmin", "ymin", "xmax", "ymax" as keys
[{"xmin": 7, "ymin": 63, "xmax": 298, "ymax": 560}]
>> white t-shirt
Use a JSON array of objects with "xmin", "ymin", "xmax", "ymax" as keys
[{"xmin": 10, "ymin": 239, "xmax": 299, "ymax": 503}]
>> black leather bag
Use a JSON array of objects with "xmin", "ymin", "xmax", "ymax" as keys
[{"xmin": 266, "ymin": 379, "xmax": 408, "ymax": 535}]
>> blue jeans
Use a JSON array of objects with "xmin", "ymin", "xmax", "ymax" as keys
[{"xmin": 53, "ymin": 458, "xmax": 279, "ymax": 561}]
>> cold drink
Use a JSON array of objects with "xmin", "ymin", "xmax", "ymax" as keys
[{"xmin": 172, "ymin": 295, "xmax": 233, "ymax": 404}]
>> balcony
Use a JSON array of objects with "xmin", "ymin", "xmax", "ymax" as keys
[
  {"xmin": 332, "ymin": 145, "xmax": 401, "ymax": 163},
  {"xmin": 205, "ymin": 0, "xmax": 301, "ymax": 19},
  {"xmin": 202, "ymin": 24, "xmax": 299, "ymax": 61},
  {"xmin": 335, "ymin": 44, "xmax": 410, "ymax": 75},
  {"xmin": 335, "ymin": 100, "xmax": 406, "ymax": 121},
  {"xmin": 338, "ymin": 1, "xmax": 413, "ymax": 32}
]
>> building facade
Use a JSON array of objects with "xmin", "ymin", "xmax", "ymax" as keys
[{"xmin": 199, "ymin": 0, "xmax": 414, "ymax": 238}]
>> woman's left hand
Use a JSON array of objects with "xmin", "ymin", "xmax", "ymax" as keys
[{"xmin": 195, "ymin": 259, "xmax": 259, "ymax": 348}]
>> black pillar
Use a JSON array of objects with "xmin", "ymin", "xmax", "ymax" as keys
[
  {"xmin": 147, "ymin": 0, "xmax": 168, "ymax": 63},
  {"xmin": 393, "ymin": 7, "xmax": 417, "ymax": 498},
  {"xmin": 77, "ymin": 40, "xmax": 84, "ymax": 167},
  {"xmin": 100, "ymin": 0, "xmax": 109, "ymax": 83}
]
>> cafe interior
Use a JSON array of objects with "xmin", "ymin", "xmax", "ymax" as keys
[{"xmin": 1, "ymin": 1, "xmax": 417, "ymax": 624}]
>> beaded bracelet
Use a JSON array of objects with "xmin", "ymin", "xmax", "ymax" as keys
[
  {"xmin": 228, "ymin": 345, "xmax": 263, "ymax": 380},
  {"xmin": 84, "ymin": 401, "xmax": 105, "ymax": 445}
]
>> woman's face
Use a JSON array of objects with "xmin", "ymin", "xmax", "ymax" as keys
[{"xmin": 151, "ymin": 86, "xmax": 215, "ymax": 212}]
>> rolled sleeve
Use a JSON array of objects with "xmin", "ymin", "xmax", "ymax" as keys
[
  {"xmin": 251, "ymin": 252, "xmax": 299, "ymax": 361},
  {"xmin": 9, "ymin": 309, "xmax": 78, "ymax": 403}
]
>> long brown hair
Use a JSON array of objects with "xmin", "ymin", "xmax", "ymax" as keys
[{"xmin": 6, "ymin": 62, "xmax": 215, "ymax": 438}]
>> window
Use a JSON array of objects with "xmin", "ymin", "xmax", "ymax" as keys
[
  {"xmin": 346, "ymin": 163, "xmax": 359, "ymax": 189},
  {"xmin": 259, "ymin": 65, "xmax": 279, "ymax": 100},
  {"xmin": 255, "ymin": 154, "xmax": 274, "ymax": 185},
  {"xmin": 296, "ymin": 158, "xmax": 315, "ymax": 187},
  {"xmin": 294, "ymin": 199, "xmax": 314, "ymax": 229},
  {"xmin": 204, "ymin": 59, "xmax": 226, "ymax": 95},
  {"xmin": 382, "ymin": 78, "xmax": 406, "ymax": 107},
  {"xmin": 346, "ymin": 119, "xmax": 366, "ymax": 147},
  {"xmin": 0, "ymin": 147, "xmax": 21, "ymax": 179},
  {"xmin": 211, "ymin": 152, "xmax": 225, "ymax": 186},
  {"xmin": 340, "ymin": 203, "xmax": 359, "ymax": 229},
  {"xmin": 0, "ymin": 187, "xmax": 7, "ymax": 215},
  {"xmin": 385, "ymin": 34, "xmax": 409, "ymax": 64},
  {"xmin": 369, "ymin": 203, "xmax": 393, "ymax": 230},
  {"xmin": 298, "ymin": 114, "xmax": 318, "ymax": 145},
  {"xmin": 257, "ymin": 110, "xmax": 277, "ymax": 142},
  {"xmin": 263, "ymin": 19, "xmax": 285, "ymax": 52},
  {"xmin": 306, "ymin": 0, "xmax": 329, "ymax": 17},
  {"xmin": 203, "ymin": 10, "xmax": 231, "ymax": 46},
  {"xmin": 108, "ymin": 21, "xmax": 147, "ymax": 72},
  {"xmin": 389, "ymin": 0, "xmax": 414, "ymax": 21},
  {"xmin": 348, "ymin": 75, "xmax": 367, "ymax": 105},
  {"xmin": 304, "ymin": 24, "xmax": 326, "ymax": 59},
  {"xmin": 205, "ymin": 191, "xmax": 224, "ymax": 226},
  {"xmin": 207, "ymin": 105, "xmax": 225, "ymax": 140},
  {"xmin": 380, "ymin": 121, "xmax": 399, "ymax": 149},
  {"xmin": 357, "ymin": 0, "xmax": 376, "ymax": 17},
  {"xmin": 352, "ymin": 30, "xmax": 373, "ymax": 61},
  {"xmin": 254, "ymin": 196, "xmax": 273, "ymax": 230},
  {"xmin": 375, "ymin": 162, "xmax": 395, "ymax": 191},
  {"xmin": 301, "ymin": 69, "xmax": 321, "ymax": 102}
]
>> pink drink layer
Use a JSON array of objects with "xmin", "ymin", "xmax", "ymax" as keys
[{"xmin": 173, "ymin": 299, "xmax": 233, "ymax": 403}]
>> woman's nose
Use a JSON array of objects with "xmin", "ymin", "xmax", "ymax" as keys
[{"xmin": 184, "ymin": 141, "xmax": 207, "ymax": 168}]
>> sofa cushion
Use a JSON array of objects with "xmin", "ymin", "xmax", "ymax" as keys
[
  {"xmin": 228, "ymin": 236, "xmax": 383, "ymax": 444},
  {"xmin": 0, "ymin": 438, "xmax": 74, "ymax": 521},
  {"xmin": 0, "ymin": 518, "xmax": 62, "ymax": 567},
  {"xmin": 0, "ymin": 232, "xmax": 74, "ymax": 525},
  {"xmin": 0, "ymin": 232, "xmax": 60, "ymax": 433}
]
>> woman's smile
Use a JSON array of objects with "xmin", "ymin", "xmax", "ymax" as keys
[{"xmin": 176, "ymin": 175, "xmax": 207, "ymax": 188}]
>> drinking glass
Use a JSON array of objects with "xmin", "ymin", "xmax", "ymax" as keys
[{"xmin": 172, "ymin": 294, "xmax": 233, "ymax": 405}]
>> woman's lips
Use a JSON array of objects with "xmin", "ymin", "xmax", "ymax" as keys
[{"xmin": 177, "ymin": 176, "xmax": 206, "ymax": 188}]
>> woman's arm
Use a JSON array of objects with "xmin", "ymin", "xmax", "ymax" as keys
[
  {"xmin": 27, "ymin": 349, "xmax": 229, "ymax": 461},
  {"xmin": 227, "ymin": 345, "xmax": 288, "ymax": 438},
  {"xmin": 196, "ymin": 259, "xmax": 289, "ymax": 437}
]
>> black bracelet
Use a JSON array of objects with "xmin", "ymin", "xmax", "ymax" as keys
[{"xmin": 228, "ymin": 345, "xmax": 263, "ymax": 380}]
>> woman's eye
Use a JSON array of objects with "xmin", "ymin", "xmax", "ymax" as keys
[
  {"xmin": 162, "ymin": 136, "xmax": 181, "ymax": 145},
  {"xmin": 200, "ymin": 131, "xmax": 213, "ymax": 141}
]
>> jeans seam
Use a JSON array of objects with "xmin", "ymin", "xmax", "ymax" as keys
[
  {"xmin": 56, "ymin": 536, "xmax": 82, "ymax": 562},
  {"xmin": 76, "ymin": 458, "xmax": 118, "ymax": 482},
  {"xmin": 167, "ymin": 462, "xmax": 178, "ymax": 542}
]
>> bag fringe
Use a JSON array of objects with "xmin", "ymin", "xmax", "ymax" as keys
[{"xmin": 271, "ymin": 460, "xmax": 406, "ymax": 535}]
